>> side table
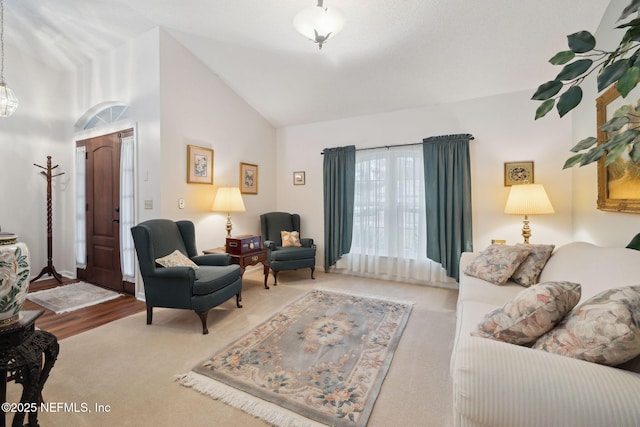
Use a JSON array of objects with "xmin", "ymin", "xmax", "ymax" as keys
[
  {"xmin": 204, "ymin": 248, "xmax": 271, "ymax": 289},
  {"xmin": 0, "ymin": 310, "xmax": 59, "ymax": 427}
]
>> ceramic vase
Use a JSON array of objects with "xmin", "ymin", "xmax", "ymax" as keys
[{"xmin": 0, "ymin": 242, "xmax": 30, "ymax": 325}]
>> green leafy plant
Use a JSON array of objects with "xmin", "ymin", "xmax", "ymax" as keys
[{"xmin": 533, "ymin": 0, "xmax": 640, "ymax": 168}]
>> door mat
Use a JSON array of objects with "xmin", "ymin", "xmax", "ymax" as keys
[{"xmin": 27, "ymin": 281, "xmax": 122, "ymax": 314}]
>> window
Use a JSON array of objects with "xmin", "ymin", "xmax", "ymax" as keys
[{"xmin": 336, "ymin": 145, "xmax": 451, "ymax": 285}]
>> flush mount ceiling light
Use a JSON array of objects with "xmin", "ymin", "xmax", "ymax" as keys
[
  {"xmin": 0, "ymin": 0, "xmax": 17, "ymax": 117},
  {"xmin": 293, "ymin": 0, "xmax": 345, "ymax": 50}
]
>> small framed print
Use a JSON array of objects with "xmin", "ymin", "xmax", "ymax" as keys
[
  {"xmin": 187, "ymin": 145, "xmax": 214, "ymax": 184},
  {"xmin": 293, "ymin": 171, "xmax": 305, "ymax": 185},
  {"xmin": 504, "ymin": 161, "xmax": 534, "ymax": 186},
  {"xmin": 240, "ymin": 162, "xmax": 258, "ymax": 194}
]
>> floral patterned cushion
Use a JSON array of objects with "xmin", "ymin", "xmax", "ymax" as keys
[
  {"xmin": 533, "ymin": 286, "xmax": 640, "ymax": 366},
  {"xmin": 463, "ymin": 244, "xmax": 532, "ymax": 285},
  {"xmin": 511, "ymin": 244, "xmax": 555, "ymax": 287},
  {"xmin": 281, "ymin": 230, "xmax": 302, "ymax": 247},
  {"xmin": 155, "ymin": 250, "xmax": 199, "ymax": 270},
  {"xmin": 472, "ymin": 281, "xmax": 581, "ymax": 345}
]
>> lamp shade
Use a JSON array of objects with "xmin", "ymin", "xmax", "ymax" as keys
[
  {"xmin": 293, "ymin": 1, "xmax": 345, "ymax": 48},
  {"xmin": 212, "ymin": 187, "xmax": 246, "ymax": 212},
  {"xmin": 504, "ymin": 184, "xmax": 554, "ymax": 215}
]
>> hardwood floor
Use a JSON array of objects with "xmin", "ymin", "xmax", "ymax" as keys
[{"xmin": 24, "ymin": 277, "xmax": 146, "ymax": 341}]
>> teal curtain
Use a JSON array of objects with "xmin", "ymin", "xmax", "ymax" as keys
[
  {"xmin": 423, "ymin": 134, "xmax": 473, "ymax": 281},
  {"xmin": 323, "ymin": 145, "xmax": 356, "ymax": 272}
]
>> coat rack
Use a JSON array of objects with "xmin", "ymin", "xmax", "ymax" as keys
[{"xmin": 31, "ymin": 156, "xmax": 64, "ymax": 284}]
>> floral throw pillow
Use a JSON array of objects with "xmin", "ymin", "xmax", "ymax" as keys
[
  {"xmin": 472, "ymin": 281, "xmax": 581, "ymax": 345},
  {"xmin": 155, "ymin": 250, "xmax": 199, "ymax": 270},
  {"xmin": 463, "ymin": 244, "xmax": 532, "ymax": 285},
  {"xmin": 511, "ymin": 243, "xmax": 555, "ymax": 287},
  {"xmin": 533, "ymin": 286, "xmax": 640, "ymax": 366},
  {"xmin": 281, "ymin": 230, "xmax": 302, "ymax": 247}
]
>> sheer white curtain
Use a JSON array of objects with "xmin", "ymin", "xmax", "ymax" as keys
[
  {"xmin": 119, "ymin": 133, "xmax": 136, "ymax": 282},
  {"xmin": 335, "ymin": 145, "xmax": 453, "ymax": 285},
  {"xmin": 75, "ymin": 146, "xmax": 87, "ymax": 268}
]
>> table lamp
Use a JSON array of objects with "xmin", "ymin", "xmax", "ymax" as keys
[
  {"xmin": 212, "ymin": 187, "xmax": 246, "ymax": 238},
  {"xmin": 504, "ymin": 183, "xmax": 554, "ymax": 243}
]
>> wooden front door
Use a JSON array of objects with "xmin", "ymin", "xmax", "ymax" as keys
[{"xmin": 80, "ymin": 132, "xmax": 123, "ymax": 291}]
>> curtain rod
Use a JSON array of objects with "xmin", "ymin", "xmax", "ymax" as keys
[{"xmin": 320, "ymin": 135, "xmax": 475, "ymax": 155}]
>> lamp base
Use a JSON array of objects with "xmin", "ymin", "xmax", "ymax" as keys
[
  {"xmin": 521, "ymin": 215, "xmax": 531, "ymax": 244},
  {"xmin": 226, "ymin": 213, "xmax": 233, "ymax": 238}
]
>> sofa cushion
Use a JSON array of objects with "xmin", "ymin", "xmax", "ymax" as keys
[
  {"xmin": 155, "ymin": 249, "xmax": 199, "ymax": 270},
  {"xmin": 533, "ymin": 286, "xmax": 640, "ymax": 366},
  {"xmin": 471, "ymin": 281, "xmax": 581, "ymax": 345},
  {"xmin": 269, "ymin": 246, "xmax": 316, "ymax": 262},
  {"xmin": 463, "ymin": 244, "xmax": 531, "ymax": 285},
  {"xmin": 281, "ymin": 230, "xmax": 302, "ymax": 247},
  {"xmin": 511, "ymin": 244, "xmax": 555, "ymax": 287}
]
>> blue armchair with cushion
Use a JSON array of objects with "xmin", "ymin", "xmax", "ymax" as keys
[
  {"xmin": 131, "ymin": 219, "xmax": 242, "ymax": 334},
  {"xmin": 260, "ymin": 212, "xmax": 316, "ymax": 285}
]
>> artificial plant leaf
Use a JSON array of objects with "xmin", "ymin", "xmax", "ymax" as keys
[
  {"xmin": 619, "ymin": 0, "xmax": 640, "ymax": 21},
  {"xmin": 608, "ymin": 129, "xmax": 640, "ymax": 147},
  {"xmin": 535, "ymin": 99, "xmax": 555, "ymax": 119},
  {"xmin": 532, "ymin": 80, "xmax": 563, "ymax": 100},
  {"xmin": 617, "ymin": 17, "xmax": 640, "ymax": 28},
  {"xmin": 570, "ymin": 137, "xmax": 598, "ymax": 152},
  {"xmin": 549, "ymin": 51, "xmax": 575, "ymax": 65},
  {"xmin": 567, "ymin": 31, "xmax": 596, "ymax": 53},
  {"xmin": 598, "ymin": 60, "xmax": 630, "ymax": 91},
  {"xmin": 631, "ymin": 140, "xmax": 640, "ymax": 162},
  {"xmin": 580, "ymin": 145, "xmax": 606, "ymax": 166},
  {"xmin": 617, "ymin": 66, "xmax": 640, "ymax": 97},
  {"xmin": 563, "ymin": 153, "xmax": 584, "ymax": 169},
  {"xmin": 605, "ymin": 143, "xmax": 629, "ymax": 166},
  {"xmin": 613, "ymin": 104, "xmax": 632, "ymax": 118},
  {"xmin": 557, "ymin": 86, "xmax": 583, "ymax": 117},
  {"xmin": 556, "ymin": 59, "xmax": 593, "ymax": 81},
  {"xmin": 600, "ymin": 115, "xmax": 630, "ymax": 132}
]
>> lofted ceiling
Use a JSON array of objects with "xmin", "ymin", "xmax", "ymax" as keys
[{"xmin": 4, "ymin": 0, "xmax": 610, "ymax": 127}]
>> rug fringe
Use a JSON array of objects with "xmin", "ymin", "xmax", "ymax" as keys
[
  {"xmin": 314, "ymin": 287, "xmax": 415, "ymax": 306},
  {"xmin": 176, "ymin": 372, "xmax": 328, "ymax": 427}
]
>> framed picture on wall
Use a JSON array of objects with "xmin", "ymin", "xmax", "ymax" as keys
[
  {"xmin": 187, "ymin": 145, "xmax": 214, "ymax": 184},
  {"xmin": 240, "ymin": 162, "xmax": 258, "ymax": 194},
  {"xmin": 504, "ymin": 161, "xmax": 534, "ymax": 186},
  {"xmin": 293, "ymin": 171, "xmax": 305, "ymax": 185},
  {"xmin": 596, "ymin": 85, "xmax": 640, "ymax": 213}
]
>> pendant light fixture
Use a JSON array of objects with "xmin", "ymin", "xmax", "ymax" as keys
[
  {"xmin": 0, "ymin": 0, "xmax": 18, "ymax": 117},
  {"xmin": 293, "ymin": 0, "xmax": 345, "ymax": 50}
]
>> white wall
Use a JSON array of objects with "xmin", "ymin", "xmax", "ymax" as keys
[
  {"xmin": 277, "ymin": 89, "xmax": 574, "ymax": 269},
  {"xmin": 572, "ymin": 0, "xmax": 640, "ymax": 246},
  {"xmin": 0, "ymin": 44, "xmax": 75, "ymax": 278},
  {"xmin": 158, "ymin": 30, "xmax": 277, "ymax": 252}
]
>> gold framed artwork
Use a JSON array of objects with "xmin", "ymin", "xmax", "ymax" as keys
[
  {"xmin": 596, "ymin": 85, "xmax": 640, "ymax": 213},
  {"xmin": 293, "ymin": 171, "xmax": 305, "ymax": 185},
  {"xmin": 187, "ymin": 145, "xmax": 214, "ymax": 184},
  {"xmin": 240, "ymin": 162, "xmax": 258, "ymax": 194},
  {"xmin": 504, "ymin": 161, "xmax": 534, "ymax": 186}
]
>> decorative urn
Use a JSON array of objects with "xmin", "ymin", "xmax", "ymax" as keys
[{"xmin": 0, "ymin": 233, "xmax": 30, "ymax": 325}]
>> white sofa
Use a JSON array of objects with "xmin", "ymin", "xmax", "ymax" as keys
[{"xmin": 451, "ymin": 242, "xmax": 640, "ymax": 427}]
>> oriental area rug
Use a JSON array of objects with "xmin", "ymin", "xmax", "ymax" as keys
[
  {"xmin": 26, "ymin": 281, "xmax": 122, "ymax": 314},
  {"xmin": 177, "ymin": 289, "xmax": 413, "ymax": 427}
]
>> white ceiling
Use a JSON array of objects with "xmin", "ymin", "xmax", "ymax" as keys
[{"xmin": 5, "ymin": 0, "xmax": 610, "ymax": 127}]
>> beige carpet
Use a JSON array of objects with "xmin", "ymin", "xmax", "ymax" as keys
[{"xmin": 9, "ymin": 269, "xmax": 458, "ymax": 427}]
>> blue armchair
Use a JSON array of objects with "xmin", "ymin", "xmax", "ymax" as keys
[
  {"xmin": 260, "ymin": 212, "xmax": 316, "ymax": 285},
  {"xmin": 131, "ymin": 219, "xmax": 242, "ymax": 334}
]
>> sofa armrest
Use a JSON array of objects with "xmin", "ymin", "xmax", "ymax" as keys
[
  {"xmin": 264, "ymin": 240, "xmax": 276, "ymax": 251},
  {"xmin": 452, "ymin": 336, "xmax": 640, "ymax": 427},
  {"xmin": 191, "ymin": 253, "xmax": 230, "ymax": 266},
  {"xmin": 300, "ymin": 238, "xmax": 314, "ymax": 248}
]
